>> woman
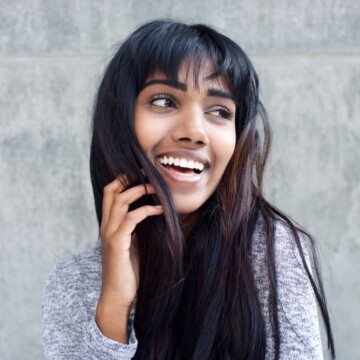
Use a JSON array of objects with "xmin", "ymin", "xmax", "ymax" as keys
[{"xmin": 43, "ymin": 20, "xmax": 335, "ymax": 359}]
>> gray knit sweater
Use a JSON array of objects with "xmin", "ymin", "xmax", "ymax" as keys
[{"xmin": 42, "ymin": 220, "xmax": 324, "ymax": 359}]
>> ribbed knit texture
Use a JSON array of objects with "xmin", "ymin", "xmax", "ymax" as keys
[{"xmin": 42, "ymin": 220, "xmax": 324, "ymax": 359}]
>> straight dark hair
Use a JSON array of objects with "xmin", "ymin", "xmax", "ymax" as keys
[{"xmin": 90, "ymin": 20, "xmax": 335, "ymax": 359}]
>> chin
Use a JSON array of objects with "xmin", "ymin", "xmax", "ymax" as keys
[{"xmin": 172, "ymin": 197, "xmax": 207, "ymax": 215}]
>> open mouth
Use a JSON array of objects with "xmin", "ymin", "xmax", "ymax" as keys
[
  {"xmin": 157, "ymin": 156, "xmax": 207, "ymax": 176},
  {"xmin": 160, "ymin": 163, "xmax": 202, "ymax": 174}
]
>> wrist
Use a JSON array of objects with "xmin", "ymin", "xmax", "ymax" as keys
[
  {"xmin": 96, "ymin": 297, "xmax": 131, "ymax": 344},
  {"xmin": 98, "ymin": 288, "xmax": 135, "ymax": 310}
]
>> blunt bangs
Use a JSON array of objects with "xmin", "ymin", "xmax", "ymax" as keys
[{"xmin": 126, "ymin": 21, "xmax": 253, "ymax": 103}]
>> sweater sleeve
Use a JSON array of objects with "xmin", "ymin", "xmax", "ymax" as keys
[{"xmin": 42, "ymin": 251, "xmax": 138, "ymax": 359}]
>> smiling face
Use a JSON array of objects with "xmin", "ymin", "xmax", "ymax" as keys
[{"xmin": 134, "ymin": 61, "xmax": 237, "ymax": 214}]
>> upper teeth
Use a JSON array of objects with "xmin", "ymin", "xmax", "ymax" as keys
[{"xmin": 159, "ymin": 156, "xmax": 205, "ymax": 171}]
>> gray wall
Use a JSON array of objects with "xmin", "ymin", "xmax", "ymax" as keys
[{"xmin": 0, "ymin": 1, "xmax": 359, "ymax": 359}]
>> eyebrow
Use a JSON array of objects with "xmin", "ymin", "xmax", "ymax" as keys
[
  {"xmin": 143, "ymin": 79, "xmax": 187, "ymax": 91},
  {"xmin": 142, "ymin": 79, "xmax": 234, "ymax": 101},
  {"xmin": 207, "ymin": 89, "xmax": 234, "ymax": 100}
]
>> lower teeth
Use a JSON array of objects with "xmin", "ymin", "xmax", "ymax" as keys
[{"xmin": 161, "ymin": 163, "xmax": 201, "ymax": 175}]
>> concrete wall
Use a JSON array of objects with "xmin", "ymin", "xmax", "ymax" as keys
[{"xmin": 1, "ymin": 1, "xmax": 359, "ymax": 358}]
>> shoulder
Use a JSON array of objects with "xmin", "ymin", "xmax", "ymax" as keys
[
  {"xmin": 250, "ymin": 216, "xmax": 316, "ymax": 324},
  {"xmin": 252, "ymin": 215, "xmax": 311, "ymax": 268},
  {"xmin": 49, "ymin": 246, "xmax": 102, "ymax": 277},
  {"xmin": 44, "ymin": 246, "xmax": 102, "ymax": 307}
]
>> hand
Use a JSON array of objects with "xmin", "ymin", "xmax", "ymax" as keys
[{"xmin": 96, "ymin": 176, "xmax": 163, "ymax": 342}]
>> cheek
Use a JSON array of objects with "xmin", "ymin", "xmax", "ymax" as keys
[
  {"xmin": 214, "ymin": 129, "xmax": 236, "ymax": 169},
  {"xmin": 204, "ymin": 132, "xmax": 235, "ymax": 197},
  {"xmin": 134, "ymin": 112, "xmax": 158, "ymax": 154}
]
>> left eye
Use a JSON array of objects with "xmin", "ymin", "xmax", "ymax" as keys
[
  {"xmin": 150, "ymin": 94, "xmax": 175, "ymax": 108},
  {"xmin": 209, "ymin": 107, "xmax": 233, "ymax": 119},
  {"xmin": 152, "ymin": 98, "xmax": 172, "ymax": 107}
]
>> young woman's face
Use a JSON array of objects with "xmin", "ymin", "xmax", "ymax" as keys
[{"xmin": 134, "ymin": 61, "xmax": 236, "ymax": 214}]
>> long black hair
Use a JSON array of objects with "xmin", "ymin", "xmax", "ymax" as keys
[{"xmin": 90, "ymin": 20, "xmax": 335, "ymax": 359}]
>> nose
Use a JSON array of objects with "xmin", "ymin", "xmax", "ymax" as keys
[{"xmin": 171, "ymin": 107, "xmax": 209, "ymax": 147}]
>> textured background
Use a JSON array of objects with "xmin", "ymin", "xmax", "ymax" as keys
[{"xmin": 0, "ymin": 1, "xmax": 359, "ymax": 359}]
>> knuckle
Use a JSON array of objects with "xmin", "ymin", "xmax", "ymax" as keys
[
  {"xmin": 143, "ymin": 205, "xmax": 152, "ymax": 214},
  {"xmin": 136, "ymin": 185, "xmax": 145, "ymax": 194},
  {"xmin": 103, "ymin": 183, "xmax": 112, "ymax": 194},
  {"xmin": 125, "ymin": 212, "xmax": 136, "ymax": 221}
]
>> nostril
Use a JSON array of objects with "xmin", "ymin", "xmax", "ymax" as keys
[
  {"xmin": 177, "ymin": 137, "xmax": 206, "ymax": 146},
  {"xmin": 178, "ymin": 137, "xmax": 192, "ymax": 142}
]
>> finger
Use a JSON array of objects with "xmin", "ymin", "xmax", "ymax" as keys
[
  {"xmin": 107, "ymin": 184, "xmax": 156, "ymax": 233},
  {"xmin": 101, "ymin": 176, "xmax": 128, "ymax": 228},
  {"xmin": 106, "ymin": 184, "xmax": 156, "ymax": 235},
  {"xmin": 115, "ymin": 205, "xmax": 163, "ymax": 242}
]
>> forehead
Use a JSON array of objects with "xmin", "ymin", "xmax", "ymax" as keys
[{"xmin": 146, "ymin": 59, "xmax": 231, "ymax": 92}]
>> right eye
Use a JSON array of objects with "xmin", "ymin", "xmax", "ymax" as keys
[{"xmin": 149, "ymin": 94, "xmax": 176, "ymax": 108}]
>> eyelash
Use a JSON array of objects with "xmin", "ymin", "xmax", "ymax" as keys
[
  {"xmin": 149, "ymin": 93, "xmax": 176, "ymax": 107},
  {"xmin": 149, "ymin": 93, "xmax": 234, "ymax": 120},
  {"xmin": 212, "ymin": 106, "xmax": 235, "ymax": 120}
]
